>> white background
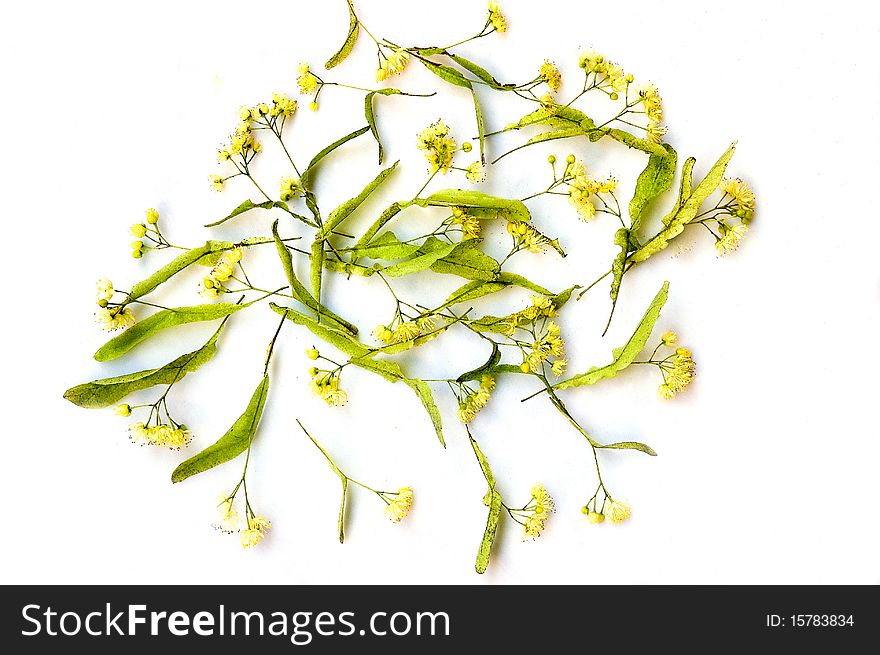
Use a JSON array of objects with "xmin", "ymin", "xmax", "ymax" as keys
[{"xmin": 2, "ymin": 0, "xmax": 879, "ymax": 585}]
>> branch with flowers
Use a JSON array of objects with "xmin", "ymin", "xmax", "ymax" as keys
[{"xmin": 64, "ymin": 1, "xmax": 757, "ymax": 573}]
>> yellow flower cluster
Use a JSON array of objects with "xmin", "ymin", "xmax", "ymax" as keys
[
  {"xmin": 97, "ymin": 306, "xmax": 136, "ymax": 331},
  {"xmin": 217, "ymin": 114, "xmax": 261, "ymax": 164},
  {"xmin": 540, "ymin": 60, "xmax": 562, "ymax": 92},
  {"xmin": 523, "ymin": 484, "xmax": 554, "ymax": 539},
  {"xmin": 309, "ymin": 370, "xmax": 348, "ymax": 407},
  {"xmin": 502, "ymin": 295, "xmax": 557, "ymax": 337},
  {"xmin": 240, "ymin": 515, "xmax": 272, "ymax": 548},
  {"xmin": 457, "ymin": 375, "xmax": 496, "ymax": 423},
  {"xmin": 638, "ymin": 83, "xmax": 665, "ymax": 143},
  {"xmin": 721, "ymin": 178, "xmax": 756, "ymax": 220},
  {"xmin": 376, "ymin": 48, "xmax": 410, "ymax": 82},
  {"xmin": 578, "ymin": 49, "xmax": 631, "ymax": 93},
  {"xmin": 373, "ymin": 315, "xmax": 437, "ymax": 345},
  {"xmin": 521, "ymin": 320, "xmax": 566, "ymax": 374},
  {"xmin": 297, "ymin": 63, "xmax": 320, "ymax": 95},
  {"xmin": 128, "ymin": 422, "xmax": 191, "ymax": 449},
  {"xmin": 199, "ymin": 247, "xmax": 242, "ymax": 300},
  {"xmin": 452, "ymin": 207, "xmax": 482, "ymax": 239},
  {"xmin": 658, "ymin": 347, "xmax": 696, "ymax": 399},
  {"xmin": 488, "ymin": 1, "xmax": 507, "ymax": 32},
  {"xmin": 507, "ymin": 220, "xmax": 551, "ymax": 253},
  {"xmin": 567, "ymin": 160, "xmax": 618, "ymax": 221},
  {"xmin": 95, "ymin": 278, "xmax": 114, "ymax": 305},
  {"xmin": 416, "ymin": 120, "xmax": 457, "ymax": 173},
  {"xmin": 384, "ymin": 487, "xmax": 414, "ymax": 523},
  {"xmin": 279, "ymin": 175, "xmax": 303, "ymax": 202}
]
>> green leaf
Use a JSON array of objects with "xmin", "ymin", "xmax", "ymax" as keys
[
  {"xmin": 475, "ymin": 490, "xmax": 502, "ymax": 575},
  {"xmin": 347, "ymin": 231, "xmax": 420, "ymax": 261},
  {"xmin": 324, "ymin": 0, "xmax": 359, "ymax": 69},
  {"xmin": 421, "ymin": 59, "xmax": 474, "ymax": 89},
  {"xmin": 365, "ymin": 88, "xmax": 402, "ymax": 164},
  {"xmin": 204, "ymin": 199, "xmax": 290, "ymax": 228},
  {"xmin": 309, "ymin": 240, "xmax": 325, "ymax": 301},
  {"xmin": 94, "ymin": 302, "xmax": 249, "ymax": 362},
  {"xmin": 608, "ymin": 228, "xmax": 630, "ymax": 324},
  {"xmin": 600, "ymin": 441, "xmax": 657, "ymax": 456},
  {"xmin": 272, "ymin": 221, "xmax": 357, "ymax": 335},
  {"xmin": 422, "ymin": 189, "xmax": 531, "ymax": 223},
  {"xmin": 337, "ymin": 477, "xmax": 349, "ymax": 543},
  {"xmin": 301, "ymin": 125, "xmax": 370, "ymax": 190},
  {"xmin": 430, "ymin": 242, "xmax": 501, "ymax": 281},
  {"xmin": 524, "ymin": 127, "xmax": 585, "ymax": 147},
  {"xmin": 494, "ymin": 272, "xmax": 553, "ymax": 295},
  {"xmin": 469, "ymin": 434, "xmax": 495, "ymax": 488},
  {"xmin": 554, "ymin": 281, "xmax": 669, "ymax": 390},
  {"xmin": 322, "ymin": 258, "xmax": 375, "ymax": 277},
  {"xmin": 629, "ymin": 145, "xmax": 677, "ymax": 233},
  {"xmin": 349, "ymin": 201, "xmax": 411, "ymax": 266},
  {"xmin": 380, "ymin": 240, "xmax": 458, "ymax": 277},
  {"xmin": 457, "ymin": 342, "xmax": 501, "ymax": 383},
  {"xmin": 171, "ymin": 375, "xmax": 269, "ymax": 483},
  {"xmin": 663, "ymin": 156, "xmax": 697, "ymax": 226},
  {"xmin": 65, "ymin": 324, "xmax": 224, "ymax": 408},
  {"xmin": 317, "ymin": 162, "xmax": 399, "ymax": 239},
  {"xmin": 506, "ymin": 106, "xmax": 594, "ymax": 132},
  {"xmin": 271, "ymin": 303, "xmax": 371, "ymax": 360},
  {"xmin": 403, "ymin": 379, "xmax": 445, "ymax": 447},
  {"xmin": 631, "ymin": 144, "xmax": 736, "ymax": 263},
  {"xmin": 599, "ymin": 128, "xmax": 668, "ymax": 156},
  {"xmin": 471, "ymin": 87, "xmax": 486, "ymax": 163},
  {"xmin": 128, "ymin": 243, "xmax": 221, "ymax": 301},
  {"xmin": 447, "ymin": 53, "xmax": 513, "ymax": 90}
]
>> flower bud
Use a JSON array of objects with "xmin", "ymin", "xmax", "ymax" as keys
[
  {"xmin": 587, "ymin": 511, "xmax": 605, "ymax": 524},
  {"xmin": 306, "ymin": 347, "xmax": 320, "ymax": 360},
  {"xmin": 462, "ymin": 141, "xmax": 473, "ymax": 152},
  {"xmin": 565, "ymin": 154, "xmax": 575, "ymax": 165},
  {"xmin": 130, "ymin": 223, "xmax": 147, "ymax": 238},
  {"xmin": 547, "ymin": 155, "xmax": 556, "ymax": 164},
  {"xmin": 114, "ymin": 404, "xmax": 132, "ymax": 417}
]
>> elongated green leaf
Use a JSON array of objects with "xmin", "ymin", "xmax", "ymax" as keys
[
  {"xmin": 322, "ymin": 258, "xmax": 375, "ymax": 277},
  {"xmin": 600, "ymin": 441, "xmax": 657, "ymax": 456},
  {"xmin": 663, "ymin": 156, "xmax": 697, "ymax": 226},
  {"xmin": 404, "ymin": 379, "xmax": 445, "ymax": 447},
  {"xmin": 599, "ymin": 128, "xmax": 667, "ymax": 156},
  {"xmin": 380, "ymin": 241, "xmax": 458, "ymax": 277},
  {"xmin": 129, "ymin": 243, "xmax": 218, "ymax": 301},
  {"xmin": 171, "ymin": 375, "xmax": 269, "ymax": 483},
  {"xmin": 337, "ymin": 477, "xmax": 349, "ymax": 543},
  {"xmin": 475, "ymin": 490, "xmax": 502, "ymax": 575},
  {"xmin": 365, "ymin": 88, "xmax": 402, "ymax": 164},
  {"xmin": 349, "ymin": 201, "xmax": 411, "ymax": 266},
  {"xmin": 309, "ymin": 240, "xmax": 325, "ymax": 301},
  {"xmin": 272, "ymin": 221, "xmax": 357, "ymax": 335},
  {"xmin": 506, "ymin": 106, "xmax": 594, "ymax": 132},
  {"xmin": 554, "ymin": 281, "xmax": 669, "ymax": 390},
  {"xmin": 301, "ymin": 125, "xmax": 370, "ymax": 190},
  {"xmin": 457, "ymin": 342, "xmax": 501, "ymax": 383},
  {"xmin": 525, "ymin": 127, "xmax": 585, "ymax": 147},
  {"xmin": 448, "ymin": 53, "xmax": 513, "ymax": 90},
  {"xmin": 271, "ymin": 303, "xmax": 371, "ymax": 360},
  {"xmin": 347, "ymin": 231, "xmax": 420, "ymax": 261},
  {"xmin": 324, "ymin": 0, "xmax": 359, "ymax": 69},
  {"xmin": 469, "ymin": 435, "xmax": 495, "ymax": 487},
  {"xmin": 94, "ymin": 302, "xmax": 248, "ymax": 362},
  {"xmin": 430, "ymin": 243, "xmax": 500, "ymax": 281},
  {"xmin": 423, "ymin": 189, "xmax": 531, "ymax": 223},
  {"xmin": 471, "ymin": 87, "xmax": 486, "ymax": 163},
  {"xmin": 204, "ymin": 199, "xmax": 289, "ymax": 228},
  {"xmin": 631, "ymin": 143, "xmax": 736, "ymax": 263},
  {"xmin": 65, "ymin": 324, "xmax": 224, "ymax": 408},
  {"xmin": 629, "ymin": 145, "xmax": 677, "ymax": 232},
  {"xmin": 609, "ymin": 227, "xmax": 630, "ymax": 314},
  {"xmin": 421, "ymin": 59, "xmax": 473, "ymax": 88},
  {"xmin": 317, "ymin": 162, "xmax": 399, "ymax": 239}
]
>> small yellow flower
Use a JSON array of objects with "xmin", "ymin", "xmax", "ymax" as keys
[
  {"xmin": 384, "ymin": 487, "xmax": 414, "ymax": 523},
  {"xmin": 297, "ymin": 64, "xmax": 319, "ymax": 95},
  {"xmin": 306, "ymin": 347, "xmax": 320, "ymax": 360},
  {"xmin": 209, "ymin": 174, "xmax": 225, "ymax": 192},
  {"xmin": 465, "ymin": 161, "xmax": 486, "ymax": 184},
  {"xmin": 661, "ymin": 330, "xmax": 678, "ymax": 346},
  {"xmin": 646, "ymin": 121, "xmax": 667, "ymax": 144},
  {"xmin": 540, "ymin": 60, "xmax": 562, "ymax": 92},
  {"xmin": 145, "ymin": 208, "xmax": 160, "ymax": 224},
  {"xmin": 715, "ymin": 223, "xmax": 749, "ymax": 256},
  {"xmin": 720, "ymin": 178, "xmax": 756, "ymax": 215},
  {"xmin": 523, "ymin": 484, "xmax": 554, "ymax": 539},
  {"xmin": 416, "ymin": 120, "xmax": 457, "ymax": 174},
  {"xmin": 279, "ymin": 175, "xmax": 302, "ymax": 202},
  {"xmin": 130, "ymin": 223, "xmax": 147, "ymax": 238},
  {"xmin": 587, "ymin": 511, "xmax": 605, "ymax": 524},
  {"xmin": 551, "ymin": 358, "xmax": 567, "ymax": 377},
  {"xmin": 95, "ymin": 278, "xmax": 114, "ymax": 304},
  {"xmin": 216, "ymin": 495, "xmax": 239, "ymax": 533},
  {"xmin": 309, "ymin": 101, "xmax": 319, "ymax": 112},
  {"xmin": 488, "ymin": 0, "xmax": 507, "ymax": 32},
  {"xmin": 606, "ymin": 500, "xmax": 631, "ymax": 524},
  {"xmin": 114, "ymin": 404, "xmax": 131, "ymax": 417}
]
